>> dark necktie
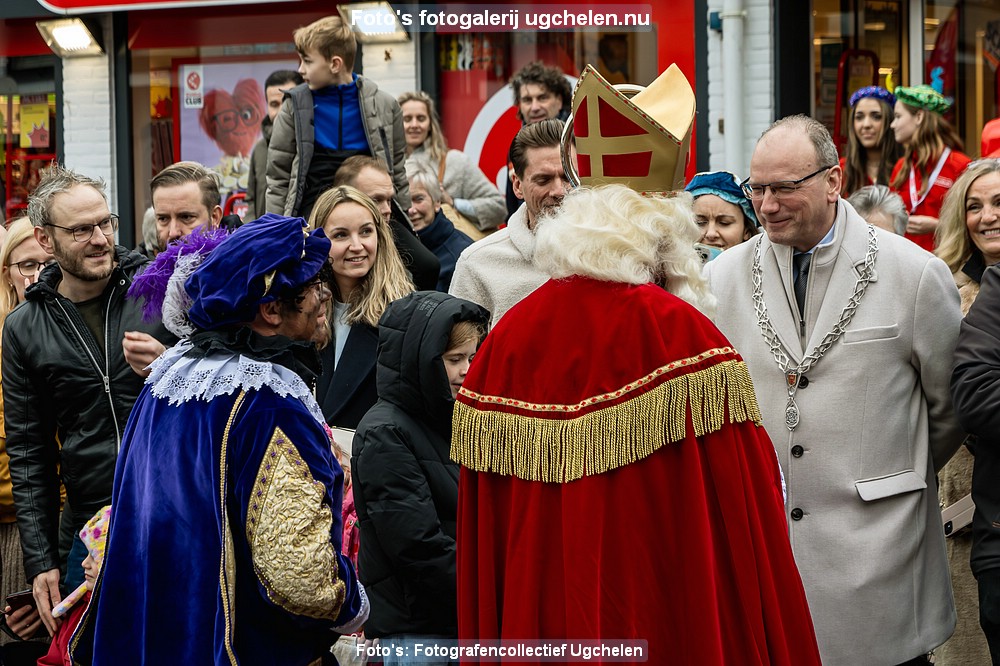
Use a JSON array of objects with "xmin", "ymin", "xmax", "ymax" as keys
[{"xmin": 793, "ymin": 253, "xmax": 811, "ymax": 314}]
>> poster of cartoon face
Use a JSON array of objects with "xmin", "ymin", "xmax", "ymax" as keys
[
  {"xmin": 179, "ymin": 60, "xmax": 298, "ymax": 195},
  {"xmin": 199, "ymin": 79, "xmax": 263, "ymax": 158}
]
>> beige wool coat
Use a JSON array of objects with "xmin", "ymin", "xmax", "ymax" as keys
[
  {"xmin": 448, "ymin": 204, "xmax": 548, "ymax": 328},
  {"xmin": 704, "ymin": 200, "xmax": 964, "ymax": 666}
]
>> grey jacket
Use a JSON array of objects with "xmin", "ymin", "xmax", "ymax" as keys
[
  {"xmin": 265, "ymin": 77, "xmax": 409, "ymax": 216},
  {"xmin": 245, "ymin": 116, "xmax": 272, "ymax": 221},
  {"xmin": 406, "ymin": 147, "xmax": 505, "ymax": 231}
]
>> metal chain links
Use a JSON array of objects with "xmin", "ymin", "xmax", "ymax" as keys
[{"xmin": 750, "ymin": 224, "xmax": 878, "ymax": 429}]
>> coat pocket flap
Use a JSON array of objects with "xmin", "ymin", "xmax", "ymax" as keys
[
  {"xmin": 843, "ymin": 324, "xmax": 900, "ymax": 344},
  {"xmin": 855, "ymin": 470, "xmax": 926, "ymax": 501}
]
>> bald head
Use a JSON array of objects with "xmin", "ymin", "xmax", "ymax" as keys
[{"xmin": 747, "ymin": 117, "xmax": 842, "ymax": 252}]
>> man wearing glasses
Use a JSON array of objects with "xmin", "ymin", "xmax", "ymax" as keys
[
  {"xmin": 704, "ymin": 115, "xmax": 964, "ymax": 665},
  {"xmin": 1, "ymin": 165, "xmax": 172, "ymax": 638}
]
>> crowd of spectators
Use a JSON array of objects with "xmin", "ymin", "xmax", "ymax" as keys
[{"xmin": 1, "ymin": 11, "xmax": 1000, "ymax": 666}]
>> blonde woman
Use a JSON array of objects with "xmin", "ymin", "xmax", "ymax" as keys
[
  {"xmin": 936, "ymin": 159, "xmax": 1000, "ymax": 311},
  {"xmin": 932, "ymin": 159, "xmax": 1000, "ymax": 666},
  {"xmin": 309, "ymin": 186, "xmax": 414, "ymax": 428},
  {"xmin": 0, "ymin": 218, "xmax": 54, "ymax": 659},
  {"xmin": 399, "ymin": 91, "xmax": 505, "ymax": 232}
]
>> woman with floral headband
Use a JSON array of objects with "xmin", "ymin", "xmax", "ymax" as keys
[
  {"xmin": 840, "ymin": 86, "xmax": 903, "ymax": 197},
  {"xmin": 889, "ymin": 84, "xmax": 971, "ymax": 252}
]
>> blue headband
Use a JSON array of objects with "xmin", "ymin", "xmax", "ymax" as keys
[
  {"xmin": 684, "ymin": 171, "xmax": 759, "ymax": 229},
  {"xmin": 849, "ymin": 86, "xmax": 895, "ymax": 109}
]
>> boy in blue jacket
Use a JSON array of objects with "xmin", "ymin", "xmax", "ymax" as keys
[{"xmin": 266, "ymin": 15, "xmax": 409, "ymax": 221}]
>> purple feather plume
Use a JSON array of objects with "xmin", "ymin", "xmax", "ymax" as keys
[{"xmin": 128, "ymin": 228, "xmax": 230, "ymax": 323}]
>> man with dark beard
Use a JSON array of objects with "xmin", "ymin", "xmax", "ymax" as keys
[{"xmin": 1, "ymin": 165, "xmax": 171, "ymax": 637}]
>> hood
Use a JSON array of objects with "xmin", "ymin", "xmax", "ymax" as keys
[
  {"xmin": 26, "ymin": 245, "xmax": 146, "ymax": 302},
  {"xmin": 376, "ymin": 291, "xmax": 489, "ymax": 434}
]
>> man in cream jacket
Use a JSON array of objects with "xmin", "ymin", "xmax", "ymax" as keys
[
  {"xmin": 704, "ymin": 115, "xmax": 963, "ymax": 666},
  {"xmin": 449, "ymin": 119, "xmax": 568, "ymax": 328}
]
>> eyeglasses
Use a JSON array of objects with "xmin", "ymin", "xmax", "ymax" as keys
[
  {"xmin": 212, "ymin": 107, "xmax": 261, "ymax": 132},
  {"xmin": 10, "ymin": 259, "xmax": 56, "ymax": 278},
  {"xmin": 44, "ymin": 214, "xmax": 119, "ymax": 243},
  {"xmin": 741, "ymin": 166, "xmax": 837, "ymax": 200},
  {"xmin": 289, "ymin": 278, "xmax": 328, "ymax": 305}
]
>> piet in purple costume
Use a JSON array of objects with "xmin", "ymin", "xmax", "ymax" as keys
[{"xmin": 69, "ymin": 214, "xmax": 368, "ymax": 665}]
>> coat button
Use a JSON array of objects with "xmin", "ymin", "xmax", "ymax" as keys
[
  {"xmin": 798, "ymin": 376, "xmax": 809, "ymax": 388},
  {"xmin": 791, "ymin": 445, "xmax": 804, "ymax": 458},
  {"xmin": 790, "ymin": 508, "xmax": 804, "ymax": 520}
]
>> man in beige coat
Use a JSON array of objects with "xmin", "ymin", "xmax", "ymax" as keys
[
  {"xmin": 449, "ymin": 119, "xmax": 568, "ymax": 327},
  {"xmin": 704, "ymin": 115, "xmax": 963, "ymax": 666}
]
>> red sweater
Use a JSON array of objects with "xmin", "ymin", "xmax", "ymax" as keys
[{"xmin": 890, "ymin": 149, "xmax": 971, "ymax": 252}]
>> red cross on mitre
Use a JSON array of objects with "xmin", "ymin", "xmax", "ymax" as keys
[{"xmin": 571, "ymin": 64, "xmax": 695, "ymax": 194}]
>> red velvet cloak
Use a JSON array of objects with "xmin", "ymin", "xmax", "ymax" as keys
[{"xmin": 451, "ymin": 277, "xmax": 821, "ymax": 664}]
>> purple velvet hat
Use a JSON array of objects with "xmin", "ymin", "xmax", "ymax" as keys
[{"xmin": 185, "ymin": 213, "xmax": 330, "ymax": 331}]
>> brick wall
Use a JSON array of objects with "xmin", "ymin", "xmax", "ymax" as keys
[
  {"xmin": 61, "ymin": 55, "xmax": 116, "ymax": 214},
  {"xmin": 705, "ymin": 0, "xmax": 773, "ymax": 176},
  {"xmin": 359, "ymin": 39, "xmax": 418, "ymax": 99}
]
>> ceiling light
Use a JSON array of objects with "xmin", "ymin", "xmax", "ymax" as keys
[
  {"xmin": 36, "ymin": 18, "xmax": 104, "ymax": 57},
  {"xmin": 338, "ymin": 2, "xmax": 409, "ymax": 43}
]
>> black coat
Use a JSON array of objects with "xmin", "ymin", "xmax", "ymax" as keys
[
  {"xmin": 352, "ymin": 291, "xmax": 488, "ymax": 638},
  {"xmin": 316, "ymin": 323, "xmax": 379, "ymax": 430},
  {"xmin": 417, "ymin": 210, "xmax": 473, "ymax": 293},
  {"xmin": 952, "ymin": 264, "xmax": 1000, "ymax": 577},
  {"xmin": 2, "ymin": 247, "xmax": 173, "ymax": 580}
]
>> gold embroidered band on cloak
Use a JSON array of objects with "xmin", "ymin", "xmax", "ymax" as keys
[
  {"xmin": 245, "ymin": 427, "xmax": 346, "ymax": 621},
  {"xmin": 450, "ymin": 351, "xmax": 762, "ymax": 484},
  {"xmin": 219, "ymin": 391, "xmax": 246, "ymax": 665}
]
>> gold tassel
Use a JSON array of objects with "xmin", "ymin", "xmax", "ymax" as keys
[{"xmin": 451, "ymin": 359, "xmax": 762, "ymax": 483}]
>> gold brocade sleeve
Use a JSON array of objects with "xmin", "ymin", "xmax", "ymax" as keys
[{"xmin": 245, "ymin": 427, "xmax": 346, "ymax": 620}]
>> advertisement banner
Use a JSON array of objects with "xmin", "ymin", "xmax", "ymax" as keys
[
  {"xmin": 19, "ymin": 101, "xmax": 49, "ymax": 149},
  {"xmin": 175, "ymin": 58, "xmax": 297, "ymax": 200}
]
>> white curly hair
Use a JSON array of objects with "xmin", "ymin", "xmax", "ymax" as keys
[{"xmin": 534, "ymin": 185, "xmax": 716, "ymax": 317}]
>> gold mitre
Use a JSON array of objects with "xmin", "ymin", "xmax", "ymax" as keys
[{"xmin": 570, "ymin": 64, "xmax": 695, "ymax": 193}]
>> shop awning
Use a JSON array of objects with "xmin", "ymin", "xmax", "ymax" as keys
[{"xmin": 37, "ymin": 0, "xmax": 300, "ymax": 14}]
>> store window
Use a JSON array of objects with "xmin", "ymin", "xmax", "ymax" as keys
[
  {"xmin": 812, "ymin": 0, "xmax": 908, "ymax": 150},
  {"xmin": 126, "ymin": 4, "xmax": 329, "ymax": 229},
  {"xmin": 923, "ymin": 0, "xmax": 1000, "ymax": 157},
  {"xmin": 814, "ymin": 0, "xmax": 1000, "ymax": 158},
  {"xmin": 125, "ymin": 0, "xmax": 679, "ymax": 230},
  {"xmin": 1, "ymin": 56, "xmax": 60, "ymax": 223}
]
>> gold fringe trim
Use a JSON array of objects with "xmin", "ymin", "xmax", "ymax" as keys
[
  {"xmin": 451, "ymin": 359, "xmax": 762, "ymax": 483},
  {"xmin": 458, "ymin": 346, "xmax": 739, "ymax": 414}
]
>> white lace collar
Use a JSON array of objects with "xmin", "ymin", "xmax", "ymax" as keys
[{"xmin": 147, "ymin": 340, "xmax": 327, "ymax": 426}]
